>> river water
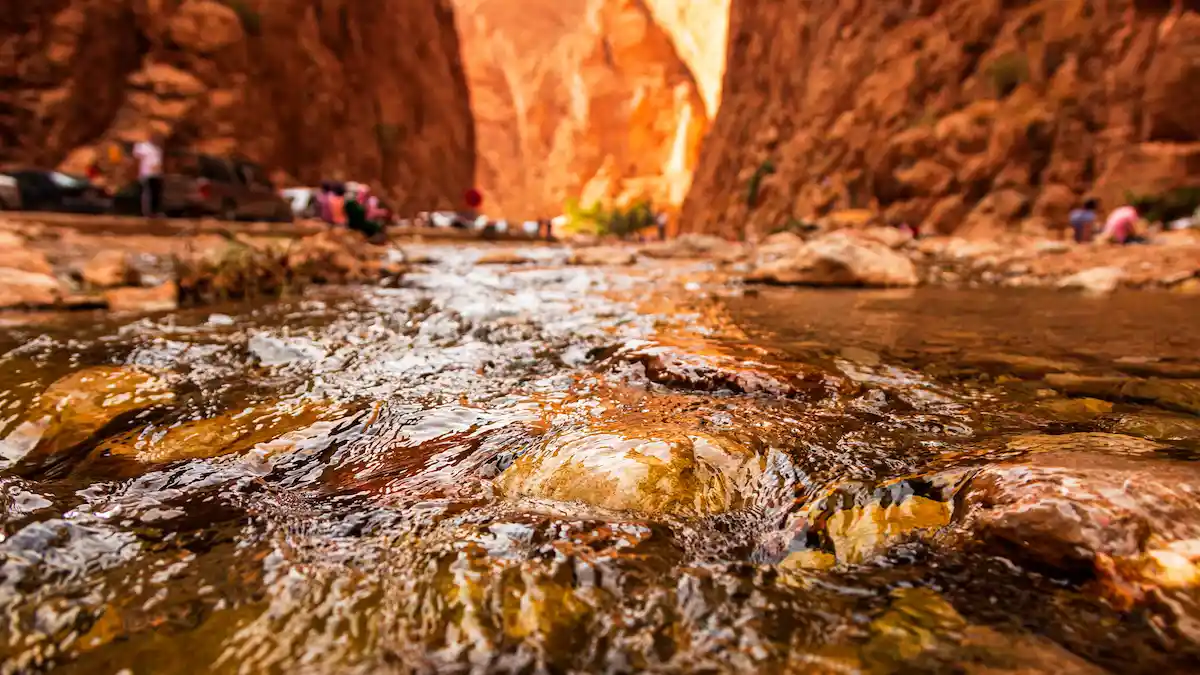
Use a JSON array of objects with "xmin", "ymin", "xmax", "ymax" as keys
[{"xmin": 1, "ymin": 246, "xmax": 1198, "ymax": 674}]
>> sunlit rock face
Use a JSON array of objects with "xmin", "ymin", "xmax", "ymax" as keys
[
  {"xmin": 0, "ymin": 0, "xmax": 476, "ymax": 212},
  {"xmin": 682, "ymin": 0, "xmax": 1200, "ymax": 240},
  {"xmin": 453, "ymin": 0, "xmax": 730, "ymax": 219}
]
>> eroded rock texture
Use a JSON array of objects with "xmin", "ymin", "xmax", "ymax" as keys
[
  {"xmin": 453, "ymin": 0, "xmax": 729, "ymax": 219},
  {"xmin": 0, "ymin": 0, "xmax": 476, "ymax": 211},
  {"xmin": 682, "ymin": 0, "xmax": 1200, "ymax": 239}
]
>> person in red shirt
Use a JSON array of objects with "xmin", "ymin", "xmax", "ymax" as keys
[{"xmin": 464, "ymin": 188, "xmax": 483, "ymax": 210}]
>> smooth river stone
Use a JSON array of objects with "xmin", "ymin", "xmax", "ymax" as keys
[
  {"xmin": 497, "ymin": 428, "xmax": 762, "ymax": 517},
  {"xmin": 0, "ymin": 366, "xmax": 174, "ymax": 470}
]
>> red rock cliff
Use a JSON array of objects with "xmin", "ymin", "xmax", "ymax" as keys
[
  {"xmin": 452, "ymin": 0, "xmax": 727, "ymax": 219},
  {"xmin": 682, "ymin": 0, "xmax": 1200, "ymax": 239},
  {"xmin": 0, "ymin": 0, "xmax": 476, "ymax": 211}
]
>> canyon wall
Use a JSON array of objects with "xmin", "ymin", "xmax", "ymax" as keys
[
  {"xmin": 682, "ymin": 0, "xmax": 1200, "ymax": 239},
  {"xmin": 453, "ymin": 0, "xmax": 729, "ymax": 219},
  {"xmin": 0, "ymin": 0, "xmax": 476, "ymax": 211}
]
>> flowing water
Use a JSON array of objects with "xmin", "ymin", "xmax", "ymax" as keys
[{"xmin": 1, "ymin": 246, "xmax": 1199, "ymax": 674}]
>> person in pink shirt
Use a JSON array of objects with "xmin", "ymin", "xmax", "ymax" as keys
[{"xmin": 1100, "ymin": 204, "xmax": 1144, "ymax": 244}]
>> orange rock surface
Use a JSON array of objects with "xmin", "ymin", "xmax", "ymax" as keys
[
  {"xmin": 452, "ymin": 0, "xmax": 728, "ymax": 219},
  {"xmin": 0, "ymin": 0, "xmax": 476, "ymax": 212},
  {"xmin": 682, "ymin": 0, "xmax": 1200, "ymax": 240}
]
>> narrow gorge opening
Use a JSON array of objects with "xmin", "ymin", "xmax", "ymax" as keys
[{"xmin": 451, "ymin": 0, "xmax": 732, "ymax": 222}]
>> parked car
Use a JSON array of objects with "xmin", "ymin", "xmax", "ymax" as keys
[
  {"xmin": 0, "ymin": 174, "xmax": 21, "ymax": 210},
  {"xmin": 114, "ymin": 154, "xmax": 293, "ymax": 222},
  {"xmin": 1, "ymin": 169, "xmax": 110, "ymax": 214}
]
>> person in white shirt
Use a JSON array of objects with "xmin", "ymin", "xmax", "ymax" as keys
[{"xmin": 132, "ymin": 133, "xmax": 165, "ymax": 217}]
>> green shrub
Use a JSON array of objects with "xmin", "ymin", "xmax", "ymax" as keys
[
  {"xmin": 746, "ymin": 159, "xmax": 776, "ymax": 208},
  {"xmin": 987, "ymin": 52, "xmax": 1029, "ymax": 98},
  {"xmin": 563, "ymin": 197, "xmax": 656, "ymax": 238},
  {"xmin": 1125, "ymin": 187, "xmax": 1200, "ymax": 224}
]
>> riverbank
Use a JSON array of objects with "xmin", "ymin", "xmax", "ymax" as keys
[
  {"xmin": 0, "ymin": 213, "xmax": 550, "ymax": 313},
  {"xmin": 2, "ymin": 213, "xmax": 1196, "ymax": 316}
]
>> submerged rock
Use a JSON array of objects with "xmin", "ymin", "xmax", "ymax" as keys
[
  {"xmin": 1107, "ymin": 411, "xmax": 1200, "ymax": 442},
  {"xmin": 497, "ymin": 426, "xmax": 762, "ymax": 517},
  {"xmin": 963, "ymin": 450, "xmax": 1200, "ymax": 574},
  {"xmin": 1058, "ymin": 266, "xmax": 1124, "ymax": 295},
  {"xmin": 0, "ymin": 267, "xmax": 62, "ymax": 309},
  {"xmin": 1045, "ymin": 373, "xmax": 1200, "ymax": 415},
  {"xmin": 1034, "ymin": 398, "xmax": 1114, "ymax": 421},
  {"xmin": 781, "ymin": 476, "xmax": 962, "ymax": 567},
  {"xmin": 1004, "ymin": 432, "xmax": 1170, "ymax": 458},
  {"xmin": 963, "ymin": 352, "xmax": 1082, "ymax": 378},
  {"xmin": 476, "ymin": 250, "xmax": 535, "ymax": 265},
  {"xmin": 81, "ymin": 250, "xmax": 139, "ymax": 288},
  {"xmin": 613, "ymin": 342, "xmax": 850, "ymax": 400},
  {"xmin": 80, "ymin": 401, "xmax": 338, "ymax": 476},
  {"xmin": 639, "ymin": 234, "xmax": 728, "ymax": 260},
  {"xmin": 861, "ymin": 588, "xmax": 1104, "ymax": 675},
  {"xmin": 568, "ymin": 246, "xmax": 637, "ymax": 266},
  {"xmin": 1, "ymin": 366, "xmax": 174, "ymax": 471},
  {"xmin": 747, "ymin": 232, "xmax": 918, "ymax": 288},
  {"xmin": 0, "ymin": 241, "xmax": 53, "ymax": 275},
  {"xmin": 103, "ymin": 281, "xmax": 178, "ymax": 313}
]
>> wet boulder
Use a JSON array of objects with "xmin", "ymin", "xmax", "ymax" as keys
[
  {"xmin": 81, "ymin": 250, "xmax": 140, "ymax": 289},
  {"xmin": 0, "ymin": 236, "xmax": 53, "ymax": 276},
  {"xmin": 286, "ymin": 229, "xmax": 391, "ymax": 283},
  {"xmin": 103, "ymin": 281, "xmax": 178, "ymax": 313},
  {"xmin": 611, "ymin": 342, "xmax": 850, "ymax": 400},
  {"xmin": 861, "ymin": 588, "xmax": 1105, "ymax": 675},
  {"xmin": 79, "ymin": 400, "xmax": 339, "ymax": 477},
  {"xmin": 962, "ymin": 352, "xmax": 1082, "ymax": 378},
  {"xmin": 1107, "ymin": 411, "xmax": 1200, "ymax": 443},
  {"xmin": 476, "ymin": 249, "xmax": 535, "ymax": 265},
  {"xmin": 1058, "ymin": 266, "xmax": 1124, "ymax": 295},
  {"xmin": 779, "ymin": 475, "xmax": 964, "ymax": 568},
  {"xmin": 0, "ymin": 267, "xmax": 63, "ymax": 309},
  {"xmin": 1003, "ymin": 432, "xmax": 1170, "ymax": 458},
  {"xmin": 1033, "ymin": 398, "xmax": 1114, "ymax": 421},
  {"xmin": 962, "ymin": 449, "xmax": 1200, "ymax": 579},
  {"xmin": 753, "ymin": 231, "xmax": 806, "ymax": 266},
  {"xmin": 639, "ymin": 233, "xmax": 728, "ymax": 260},
  {"xmin": 568, "ymin": 246, "xmax": 637, "ymax": 266},
  {"xmin": 747, "ymin": 232, "xmax": 918, "ymax": 288},
  {"xmin": 496, "ymin": 426, "xmax": 763, "ymax": 517},
  {"xmin": 1045, "ymin": 373, "xmax": 1200, "ymax": 415},
  {"xmin": 1, "ymin": 366, "xmax": 175, "ymax": 472}
]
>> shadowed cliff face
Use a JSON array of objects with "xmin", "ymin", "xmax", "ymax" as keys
[
  {"xmin": 454, "ymin": 0, "xmax": 729, "ymax": 219},
  {"xmin": 0, "ymin": 0, "xmax": 476, "ymax": 212},
  {"xmin": 683, "ymin": 0, "xmax": 1200, "ymax": 240}
]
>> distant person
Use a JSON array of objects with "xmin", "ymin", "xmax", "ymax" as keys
[
  {"xmin": 464, "ymin": 188, "xmax": 483, "ymax": 211},
  {"xmin": 1100, "ymin": 203, "xmax": 1146, "ymax": 245},
  {"xmin": 316, "ymin": 181, "xmax": 334, "ymax": 224},
  {"xmin": 362, "ymin": 185, "xmax": 387, "ymax": 222},
  {"xmin": 132, "ymin": 133, "xmax": 164, "ymax": 217},
  {"xmin": 1069, "ymin": 198, "xmax": 1099, "ymax": 243},
  {"xmin": 655, "ymin": 211, "xmax": 667, "ymax": 241},
  {"xmin": 329, "ymin": 182, "xmax": 347, "ymax": 226},
  {"xmin": 345, "ymin": 184, "xmax": 382, "ymax": 239}
]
